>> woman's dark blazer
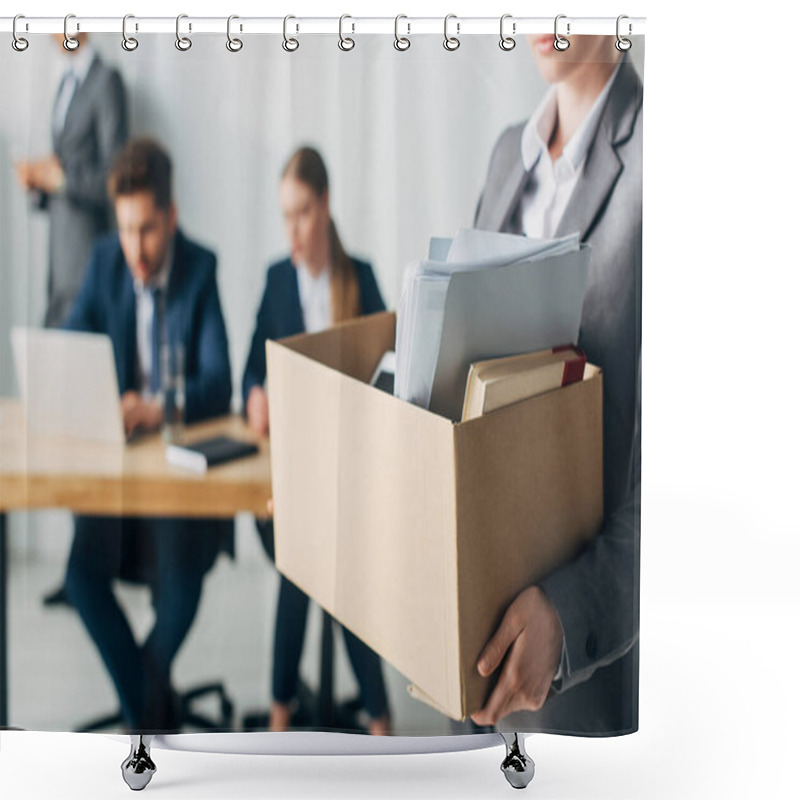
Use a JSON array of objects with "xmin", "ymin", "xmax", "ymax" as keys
[{"xmin": 242, "ymin": 256, "xmax": 386, "ymax": 405}]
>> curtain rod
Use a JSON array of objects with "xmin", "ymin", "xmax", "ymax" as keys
[{"xmin": 1, "ymin": 16, "xmax": 646, "ymax": 37}]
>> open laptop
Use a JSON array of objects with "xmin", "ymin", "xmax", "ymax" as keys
[{"xmin": 11, "ymin": 327, "xmax": 126, "ymax": 445}]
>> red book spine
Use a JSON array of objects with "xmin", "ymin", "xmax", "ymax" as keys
[{"xmin": 557, "ymin": 347, "xmax": 587, "ymax": 386}]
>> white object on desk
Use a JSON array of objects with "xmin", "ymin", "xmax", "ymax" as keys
[{"xmin": 10, "ymin": 327, "xmax": 125, "ymax": 445}]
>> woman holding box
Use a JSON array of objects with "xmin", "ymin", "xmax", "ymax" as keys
[
  {"xmin": 242, "ymin": 146, "xmax": 390, "ymax": 734},
  {"xmin": 469, "ymin": 37, "xmax": 642, "ymax": 735}
]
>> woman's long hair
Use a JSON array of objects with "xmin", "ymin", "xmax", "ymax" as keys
[{"xmin": 282, "ymin": 147, "xmax": 361, "ymax": 324}]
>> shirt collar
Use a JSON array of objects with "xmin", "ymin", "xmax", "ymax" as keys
[
  {"xmin": 521, "ymin": 59, "xmax": 622, "ymax": 173},
  {"xmin": 297, "ymin": 262, "xmax": 331, "ymax": 288}
]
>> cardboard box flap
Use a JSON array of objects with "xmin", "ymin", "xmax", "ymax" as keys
[
  {"xmin": 278, "ymin": 311, "xmax": 396, "ymax": 384},
  {"xmin": 267, "ymin": 339, "xmax": 343, "ymax": 612},
  {"xmin": 331, "ymin": 371, "xmax": 463, "ymax": 718},
  {"xmin": 407, "ymin": 683, "xmax": 460, "ymax": 720},
  {"xmin": 268, "ymin": 327, "xmax": 465, "ymax": 720}
]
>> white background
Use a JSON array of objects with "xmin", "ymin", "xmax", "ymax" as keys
[{"xmin": 2, "ymin": 1, "xmax": 799, "ymax": 799}]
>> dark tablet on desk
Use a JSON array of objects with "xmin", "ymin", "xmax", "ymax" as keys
[{"xmin": 166, "ymin": 436, "xmax": 259, "ymax": 474}]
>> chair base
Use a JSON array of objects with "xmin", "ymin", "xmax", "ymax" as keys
[{"xmin": 78, "ymin": 682, "xmax": 234, "ymax": 734}]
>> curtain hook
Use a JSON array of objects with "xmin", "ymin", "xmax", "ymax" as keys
[
  {"xmin": 12, "ymin": 14, "xmax": 29, "ymax": 52},
  {"xmin": 283, "ymin": 15, "xmax": 299, "ymax": 52},
  {"xmin": 339, "ymin": 14, "xmax": 355, "ymax": 51},
  {"xmin": 175, "ymin": 14, "xmax": 192, "ymax": 51},
  {"xmin": 64, "ymin": 13, "xmax": 80, "ymax": 51},
  {"xmin": 616, "ymin": 15, "xmax": 632, "ymax": 51},
  {"xmin": 554, "ymin": 14, "xmax": 570, "ymax": 51},
  {"xmin": 122, "ymin": 14, "xmax": 139, "ymax": 52},
  {"xmin": 499, "ymin": 14, "xmax": 516, "ymax": 51},
  {"xmin": 443, "ymin": 14, "xmax": 460, "ymax": 51},
  {"xmin": 227, "ymin": 15, "xmax": 243, "ymax": 52},
  {"xmin": 394, "ymin": 14, "xmax": 410, "ymax": 51}
]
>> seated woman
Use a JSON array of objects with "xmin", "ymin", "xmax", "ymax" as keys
[{"xmin": 242, "ymin": 146, "xmax": 390, "ymax": 735}]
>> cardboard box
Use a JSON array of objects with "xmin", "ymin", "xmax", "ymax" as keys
[{"xmin": 267, "ymin": 312, "xmax": 603, "ymax": 721}]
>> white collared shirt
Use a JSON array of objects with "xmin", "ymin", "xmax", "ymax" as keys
[
  {"xmin": 53, "ymin": 45, "xmax": 96, "ymax": 136},
  {"xmin": 519, "ymin": 60, "xmax": 621, "ymax": 239},
  {"xmin": 296, "ymin": 262, "xmax": 332, "ymax": 334},
  {"xmin": 134, "ymin": 244, "xmax": 173, "ymax": 396}
]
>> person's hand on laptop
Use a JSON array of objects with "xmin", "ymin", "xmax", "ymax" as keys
[
  {"xmin": 121, "ymin": 391, "xmax": 164, "ymax": 437},
  {"xmin": 470, "ymin": 585, "xmax": 564, "ymax": 726}
]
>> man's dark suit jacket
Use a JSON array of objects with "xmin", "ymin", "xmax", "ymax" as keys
[
  {"xmin": 475, "ymin": 57, "xmax": 642, "ymax": 736},
  {"xmin": 242, "ymin": 256, "xmax": 386, "ymax": 404},
  {"xmin": 64, "ymin": 228, "xmax": 234, "ymax": 562}
]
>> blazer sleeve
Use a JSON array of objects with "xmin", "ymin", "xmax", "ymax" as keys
[
  {"xmin": 62, "ymin": 68, "xmax": 128, "ymax": 212},
  {"xmin": 184, "ymin": 258, "xmax": 232, "ymax": 423},
  {"xmin": 540, "ymin": 357, "xmax": 641, "ymax": 693},
  {"xmin": 358, "ymin": 261, "xmax": 387, "ymax": 315},
  {"xmin": 241, "ymin": 269, "xmax": 273, "ymax": 411}
]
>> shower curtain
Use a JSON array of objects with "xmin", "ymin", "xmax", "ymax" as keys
[{"xmin": 0, "ymin": 22, "xmax": 643, "ymax": 743}]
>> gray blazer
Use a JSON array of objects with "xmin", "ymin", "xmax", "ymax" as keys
[
  {"xmin": 475, "ymin": 58, "xmax": 642, "ymax": 735},
  {"xmin": 43, "ymin": 54, "xmax": 127, "ymax": 328}
]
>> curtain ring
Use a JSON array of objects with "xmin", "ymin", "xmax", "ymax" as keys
[
  {"xmin": 499, "ymin": 14, "xmax": 515, "ymax": 51},
  {"xmin": 122, "ymin": 14, "xmax": 139, "ymax": 52},
  {"xmin": 554, "ymin": 14, "xmax": 570, "ymax": 51},
  {"xmin": 12, "ymin": 15, "xmax": 29, "ymax": 52},
  {"xmin": 615, "ymin": 15, "xmax": 632, "ymax": 51},
  {"xmin": 394, "ymin": 15, "xmax": 410, "ymax": 51},
  {"xmin": 175, "ymin": 14, "xmax": 192, "ymax": 51},
  {"xmin": 63, "ymin": 14, "xmax": 80, "ymax": 51},
  {"xmin": 443, "ymin": 14, "xmax": 460, "ymax": 51},
  {"xmin": 283, "ymin": 15, "xmax": 299, "ymax": 52},
  {"xmin": 338, "ymin": 14, "xmax": 355, "ymax": 51},
  {"xmin": 227, "ymin": 15, "xmax": 243, "ymax": 52}
]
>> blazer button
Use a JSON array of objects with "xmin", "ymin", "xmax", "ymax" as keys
[{"xmin": 585, "ymin": 632, "xmax": 598, "ymax": 659}]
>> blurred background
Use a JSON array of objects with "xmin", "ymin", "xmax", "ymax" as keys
[{"xmin": 1, "ymin": 32, "xmax": 646, "ymax": 733}]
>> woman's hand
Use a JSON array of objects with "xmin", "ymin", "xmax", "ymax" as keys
[
  {"xmin": 246, "ymin": 386, "xmax": 270, "ymax": 436},
  {"xmin": 470, "ymin": 586, "xmax": 564, "ymax": 727}
]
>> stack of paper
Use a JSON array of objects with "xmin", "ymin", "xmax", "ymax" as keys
[{"xmin": 394, "ymin": 229, "xmax": 589, "ymax": 420}]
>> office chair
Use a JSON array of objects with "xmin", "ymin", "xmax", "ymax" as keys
[{"xmin": 74, "ymin": 526, "xmax": 235, "ymax": 733}]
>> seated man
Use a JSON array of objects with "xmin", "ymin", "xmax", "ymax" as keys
[{"xmin": 63, "ymin": 138, "xmax": 233, "ymax": 732}]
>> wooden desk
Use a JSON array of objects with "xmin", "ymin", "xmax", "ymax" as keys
[
  {"xmin": 0, "ymin": 399, "xmax": 271, "ymax": 518},
  {"xmin": 0, "ymin": 398, "xmax": 272, "ymax": 726}
]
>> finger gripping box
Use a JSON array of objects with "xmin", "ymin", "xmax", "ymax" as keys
[{"xmin": 267, "ymin": 311, "xmax": 603, "ymax": 721}]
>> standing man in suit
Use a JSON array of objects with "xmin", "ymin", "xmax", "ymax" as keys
[
  {"xmin": 469, "ymin": 37, "xmax": 642, "ymax": 735},
  {"xmin": 14, "ymin": 33, "xmax": 128, "ymax": 328},
  {"xmin": 63, "ymin": 138, "xmax": 234, "ymax": 732}
]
